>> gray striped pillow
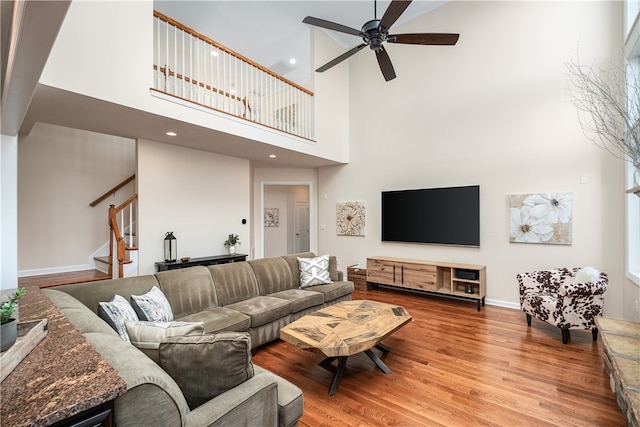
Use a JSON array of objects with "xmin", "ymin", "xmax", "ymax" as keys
[
  {"xmin": 98, "ymin": 294, "xmax": 139, "ymax": 342},
  {"xmin": 131, "ymin": 286, "xmax": 174, "ymax": 322}
]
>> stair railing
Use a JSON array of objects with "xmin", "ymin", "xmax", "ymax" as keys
[
  {"xmin": 153, "ymin": 10, "xmax": 314, "ymax": 140},
  {"xmin": 89, "ymin": 174, "xmax": 136, "ymax": 207},
  {"xmin": 109, "ymin": 194, "xmax": 138, "ymax": 279}
]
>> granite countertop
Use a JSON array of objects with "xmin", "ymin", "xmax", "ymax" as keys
[{"xmin": 0, "ymin": 287, "xmax": 127, "ymax": 426}]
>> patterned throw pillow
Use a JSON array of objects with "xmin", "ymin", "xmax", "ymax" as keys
[
  {"xmin": 130, "ymin": 286, "xmax": 174, "ymax": 322},
  {"xmin": 298, "ymin": 254, "xmax": 332, "ymax": 289},
  {"xmin": 98, "ymin": 294, "xmax": 139, "ymax": 342},
  {"xmin": 125, "ymin": 320, "xmax": 204, "ymax": 363}
]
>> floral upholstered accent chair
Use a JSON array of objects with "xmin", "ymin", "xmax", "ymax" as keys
[{"xmin": 517, "ymin": 268, "xmax": 608, "ymax": 344}]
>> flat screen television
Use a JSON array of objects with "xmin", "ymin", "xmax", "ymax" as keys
[{"xmin": 381, "ymin": 185, "xmax": 480, "ymax": 247}]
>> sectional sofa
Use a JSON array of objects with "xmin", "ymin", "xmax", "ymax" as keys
[{"xmin": 43, "ymin": 252, "xmax": 354, "ymax": 427}]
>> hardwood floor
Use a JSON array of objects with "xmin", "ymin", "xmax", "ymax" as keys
[
  {"xmin": 252, "ymin": 288, "xmax": 625, "ymax": 427},
  {"xmin": 18, "ymin": 269, "xmax": 110, "ymax": 288}
]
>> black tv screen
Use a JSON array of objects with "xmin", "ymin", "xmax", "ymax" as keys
[{"xmin": 381, "ymin": 185, "xmax": 480, "ymax": 247}]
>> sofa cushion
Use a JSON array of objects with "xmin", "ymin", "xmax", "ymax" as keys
[
  {"xmin": 84, "ymin": 331, "xmax": 190, "ymax": 426},
  {"xmin": 98, "ymin": 295, "xmax": 139, "ymax": 342},
  {"xmin": 131, "ymin": 286, "xmax": 174, "ymax": 322},
  {"xmin": 176, "ymin": 306, "xmax": 252, "ymax": 334},
  {"xmin": 249, "ymin": 257, "xmax": 297, "ymax": 295},
  {"xmin": 226, "ymin": 296, "xmax": 292, "ymax": 328},
  {"xmin": 125, "ymin": 320, "xmax": 204, "ymax": 363},
  {"xmin": 269, "ymin": 289, "xmax": 324, "ymax": 313},
  {"xmin": 55, "ymin": 275, "xmax": 160, "ymax": 314},
  {"xmin": 254, "ymin": 365, "xmax": 304, "ymax": 427},
  {"xmin": 155, "ymin": 266, "xmax": 219, "ymax": 318},
  {"xmin": 298, "ymin": 255, "xmax": 332, "ymax": 288},
  {"xmin": 159, "ymin": 333, "xmax": 254, "ymax": 409},
  {"xmin": 208, "ymin": 262, "xmax": 260, "ymax": 306},
  {"xmin": 308, "ymin": 281, "xmax": 355, "ymax": 303}
]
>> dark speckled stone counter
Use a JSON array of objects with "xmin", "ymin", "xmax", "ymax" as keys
[{"xmin": 1, "ymin": 287, "xmax": 126, "ymax": 426}]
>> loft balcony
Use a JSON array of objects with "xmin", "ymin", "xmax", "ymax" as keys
[{"xmin": 153, "ymin": 11, "xmax": 314, "ymax": 141}]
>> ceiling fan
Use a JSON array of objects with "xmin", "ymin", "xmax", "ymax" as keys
[{"xmin": 303, "ymin": 0, "xmax": 459, "ymax": 82}]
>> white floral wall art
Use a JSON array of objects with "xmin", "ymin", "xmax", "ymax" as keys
[
  {"xmin": 336, "ymin": 201, "xmax": 366, "ymax": 236},
  {"xmin": 509, "ymin": 192, "xmax": 573, "ymax": 244},
  {"xmin": 264, "ymin": 208, "xmax": 279, "ymax": 227}
]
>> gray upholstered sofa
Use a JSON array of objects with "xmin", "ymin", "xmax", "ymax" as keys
[{"xmin": 43, "ymin": 252, "xmax": 354, "ymax": 427}]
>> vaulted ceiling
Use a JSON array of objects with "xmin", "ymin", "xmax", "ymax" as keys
[{"xmin": 153, "ymin": 1, "xmax": 447, "ymax": 85}]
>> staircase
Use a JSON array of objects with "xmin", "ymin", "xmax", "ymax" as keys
[{"xmin": 90, "ymin": 176, "xmax": 139, "ymax": 280}]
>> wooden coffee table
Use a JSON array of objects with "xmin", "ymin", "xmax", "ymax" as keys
[{"xmin": 279, "ymin": 300, "xmax": 412, "ymax": 395}]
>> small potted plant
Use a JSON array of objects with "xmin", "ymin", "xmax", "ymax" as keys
[
  {"xmin": 224, "ymin": 234, "xmax": 241, "ymax": 254},
  {"xmin": 1, "ymin": 287, "xmax": 26, "ymax": 351}
]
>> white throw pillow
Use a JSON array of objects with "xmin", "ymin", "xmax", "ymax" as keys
[
  {"xmin": 572, "ymin": 267, "xmax": 601, "ymax": 283},
  {"xmin": 98, "ymin": 294, "xmax": 139, "ymax": 342},
  {"xmin": 298, "ymin": 255, "xmax": 332, "ymax": 288},
  {"xmin": 125, "ymin": 320, "xmax": 204, "ymax": 363},
  {"xmin": 131, "ymin": 286, "xmax": 174, "ymax": 322}
]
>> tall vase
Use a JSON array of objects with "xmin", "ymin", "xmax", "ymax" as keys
[
  {"xmin": 1, "ymin": 318, "xmax": 17, "ymax": 351},
  {"xmin": 229, "ymin": 245, "xmax": 236, "ymax": 255}
]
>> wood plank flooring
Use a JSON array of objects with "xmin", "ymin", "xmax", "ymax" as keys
[
  {"xmin": 252, "ymin": 288, "xmax": 625, "ymax": 427},
  {"xmin": 18, "ymin": 269, "xmax": 110, "ymax": 289}
]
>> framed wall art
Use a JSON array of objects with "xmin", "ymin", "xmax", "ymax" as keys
[
  {"xmin": 509, "ymin": 192, "xmax": 572, "ymax": 245},
  {"xmin": 264, "ymin": 208, "xmax": 279, "ymax": 228},
  {"xmin": 336, "ymin": 201, "xmax": 366, "ymax": 236}
]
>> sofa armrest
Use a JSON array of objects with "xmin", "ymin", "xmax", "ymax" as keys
[{"xmin": 185, "ymin": 373, "xmax": 278, "ymax": 427}]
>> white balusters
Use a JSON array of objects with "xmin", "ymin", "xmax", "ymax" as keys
[{"xmin": 153, "ymin": 12, "xmax": 314, "ymax": 140}]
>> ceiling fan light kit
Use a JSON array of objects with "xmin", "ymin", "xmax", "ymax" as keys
[{"xmin": 303, "ymin": 0, "xmax": 459, "ymax": 82}]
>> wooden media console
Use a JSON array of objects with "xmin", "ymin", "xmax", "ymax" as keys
[{"xmin": 366, "ymin": 256, "xmax": 486, "ymax": 311}]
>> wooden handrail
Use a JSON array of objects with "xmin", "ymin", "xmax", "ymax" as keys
[
  {"xmin": 108, "ymin": 194, "xmax": 138, "ymax": 278},
  {"xmin": 114, "ymin": 194, "xmax": 138, "ymax": 214},
  {"xmin": 154, "ymin": 65, "xmax": 251, "ymax": 117},
  {"xmin": 154, "ymin": 10, "xmax": 314, "ymax": 96},
  {"xmin": 90, "ymin": 174, "xmax": 135, "ymax": 207}
]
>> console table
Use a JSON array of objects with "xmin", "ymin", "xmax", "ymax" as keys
[
  {"xmin": 367, "ymin": 256, "xmax": 486, "ymax": 311},
  {"xmin": 155, "ymin": 253, "xmax": 247, "ymax": 271},
  {"xmin": 0, "ymin": 287, "xmax": 126, "ymax": 427}
]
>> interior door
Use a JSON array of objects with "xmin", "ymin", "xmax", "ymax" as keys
[{"xmin": 294, "ymin": 201, "xmax": 309, "ymax": 253}]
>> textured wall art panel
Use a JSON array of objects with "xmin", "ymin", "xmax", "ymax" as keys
[
  {"xmin": 336, "ymin": 201, "xmax": 366, "ymax": 236},
  {"xmin": 509, "ymin": 192, "xmax": 572, "ymax": 244}
]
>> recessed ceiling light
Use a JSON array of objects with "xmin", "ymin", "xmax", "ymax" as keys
[
  {"xmin": 269, "ymin": 154, "xmax": 277, "ymax": 158},
  {"xmin": 166, "ymin": 131, "xmax": 177, "ymax": 137},
  {"xmin": 289, "ymin": 58, "xmax": 297, "ymax": 65}
]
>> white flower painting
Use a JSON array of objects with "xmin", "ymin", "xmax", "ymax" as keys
[
  {"xmin": 336, "ymin": 201, "xmax": 366, "ymax": 236},
  {"xmin": 509, "ymin": 192, "xmax": 572, "ymax": 245}
]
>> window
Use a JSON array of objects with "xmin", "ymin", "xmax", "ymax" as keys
[{"xmin": 625, "ymin": 0, "xmax": 639, "ymax": 285}]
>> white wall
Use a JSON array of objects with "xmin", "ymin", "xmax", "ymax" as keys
[
  {"xmin": 137, "ymin": 140, "xmax": 250, "ymax": 274},
  {"xmin": 264, "ymin": 186, "xmax": 289, "ymax": 257},
  {"xmin": 318, "ymin": 1, "xmax": 626, "ymax": 317},
  {"xmin": 18, "ymin": 123, "xmax": 135, "ymax": 273},
  {"xmin": 1, "ymin": 134, "xmax": 18, "ymax": 290},
  {"xmin": 40, "ymin": 0, "xmax": 349, "ymax": 164}
]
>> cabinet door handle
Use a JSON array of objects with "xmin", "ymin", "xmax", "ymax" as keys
[
  {"xmin": 401, "ymin": 266, "xmax": 404, "ymax": 283},
  {"xmin": 393, "ymin": 265, "xmax": 396, "ymax": 282}
]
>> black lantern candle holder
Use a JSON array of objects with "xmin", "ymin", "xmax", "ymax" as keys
[{"xmin": 164, "ymin": 232, "xmax": 177, "ymax": 262}]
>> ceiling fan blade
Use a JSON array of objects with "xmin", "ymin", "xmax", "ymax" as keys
[
  {"xmin": 388, "ymin": 33, "xmax": 460, "ymax": 45},
  {"xmin": 303, "ymin": 16, "xmax": 363, "ymax": 37},
  {"xmin": 316, "ymin": 43, "xmax": 367, "ymax": 72},
  {"xmin": 380, "ymin": 0, "xmax": 412, "ymax": 30},
  {"xmin": 376, "ymin": 46, "xmax": 396, "ymax": 81}
]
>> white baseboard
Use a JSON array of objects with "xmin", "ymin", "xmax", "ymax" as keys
[
  {"xmin": 485, "ymin": 298, "xmax": 521, "ymax": 310},
  {"xmin": 18, "ymin": 264, "xmax": 92, "ymax": 277}
]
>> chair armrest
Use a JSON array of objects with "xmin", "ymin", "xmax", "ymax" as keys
[
  {"xmin": 559, "ymin": 280, "xmax": 607, "ymax": 297},
  {"xmin": 185, "ymin": 373, "xmax": 278, "ymax": 427}
]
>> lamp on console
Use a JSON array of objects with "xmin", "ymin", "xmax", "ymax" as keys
[{"xmin": 164, "ymin": 232, "xmax": 177, "ymax": 262}]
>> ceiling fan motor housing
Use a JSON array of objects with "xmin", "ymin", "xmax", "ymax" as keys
[{"xmin": 362, "ymin": 19, "xmax": 387, "ymax": 51}]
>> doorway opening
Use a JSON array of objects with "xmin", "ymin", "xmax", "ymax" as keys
[{"xmin": 262, "ymin": 183, "xmax": 311, "ymax": 258}]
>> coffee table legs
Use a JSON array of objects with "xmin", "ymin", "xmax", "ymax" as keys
[{"xmin": 320, "ymin": 345, "xmax": 392, "ymax": 396}]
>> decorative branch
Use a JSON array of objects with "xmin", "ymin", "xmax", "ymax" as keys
[{"xmin": 565, "ymin": 57, "xmax": 640, "ymax": 170}]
